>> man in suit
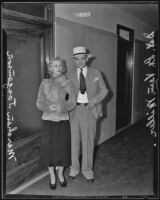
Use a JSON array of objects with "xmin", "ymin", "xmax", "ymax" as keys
[{"xmin": 68, "ymin": 46, "xmax": 108, "ymax": 183}]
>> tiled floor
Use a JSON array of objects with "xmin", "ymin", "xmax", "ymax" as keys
[{"xmin": 15, "ymin": 120, "xmax": 154, "ymax": 197}]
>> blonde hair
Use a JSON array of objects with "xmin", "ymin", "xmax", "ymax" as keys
[{"xmin": 48, "ymin": 56, "xmax": 65, "ymax": 75}]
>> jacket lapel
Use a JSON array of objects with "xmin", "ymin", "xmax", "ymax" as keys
[{"xmin": 86, "ymin": 67, "xmax": 93, "ymax": 91}]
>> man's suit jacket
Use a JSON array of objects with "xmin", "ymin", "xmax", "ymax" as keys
[{"xmin": 67, "ymin": 67, "xmax": 108, "ymax": 120}]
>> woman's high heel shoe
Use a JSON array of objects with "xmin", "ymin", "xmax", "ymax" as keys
[
  {"xmin": 57, "ymin": 169, "xmax": 67, "ymax": 187},
  {"xmin": 48, "ymin": 166, "xmax": 56, "ymax": 190},
  {"xmin": 50, "ymin": 182, "xmax": 56, "ymax": 190},
  {"xmin": 59, "ymin": 178, "xmax": 67, "ymax": 187}
]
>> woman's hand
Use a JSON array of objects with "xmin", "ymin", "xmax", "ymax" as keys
[{"xmin": 49, "ymin": 104, "xmax": 61, "ymax": 112}]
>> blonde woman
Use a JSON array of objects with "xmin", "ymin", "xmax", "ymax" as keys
[{"xmin": 36, "ymin": 57, "xmax": 76, "ymax": 190}]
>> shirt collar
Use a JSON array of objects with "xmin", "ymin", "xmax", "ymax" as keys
[{"xmin": 77, "ymin": 66, "xmax": 87, "ymax": 72}]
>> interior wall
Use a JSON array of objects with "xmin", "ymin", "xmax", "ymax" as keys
[
  {"xmin": 55, "ymin": 17, "xmax": 117, "ymax": 145},
  {"xmin": 55, "ymin": 3, "xmax": 154, "ymax": 41}
]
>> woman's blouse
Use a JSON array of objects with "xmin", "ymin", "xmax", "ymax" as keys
[{"xmin": 36, "ymin": 75, "xmax": 76, "ymax": 122}]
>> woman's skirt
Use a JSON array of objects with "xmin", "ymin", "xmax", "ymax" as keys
[{"xmin": 40, "ymin": 120, "xmax": 71, "ymax": 167}]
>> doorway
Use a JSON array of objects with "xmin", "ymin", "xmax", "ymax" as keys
[
  {"xmin": 116, "ymin": 24, "xmax": 134, "ymax": 131},
  {"xmin": 7, "ymin": 33, "xmax": 43, "ymax": 137},
  {"xmin": 2, "ymin": 3, "xmax": 54, "ymax": 193}
]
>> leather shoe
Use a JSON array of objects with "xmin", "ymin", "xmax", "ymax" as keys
[
  {"xmin": 69, "ymin": 175, "xmax": 77, "ymax": 180},
  {"xmin": 87, "ymin": 178, "xmax": 94, "ymax": 183},
  {"xmin": 56, "ymin": 170, "xmax": 67, "ymax": 187},
  {"xmin": 50, "ymin": 182, "xmax": 56, "ymax": 190},
  {"xmin": 59, "ymin": 179, "xmax": 67, "ymax": 187}
]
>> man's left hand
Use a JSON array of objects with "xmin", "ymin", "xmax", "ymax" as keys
[{"xmin": 87, "ymin": 99, "xmax": 96, "ymax": 109}]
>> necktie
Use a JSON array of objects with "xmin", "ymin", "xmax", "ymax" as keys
[{"xmin": 80, "ymin": 68, "xmax": 87, "ymax": 94}]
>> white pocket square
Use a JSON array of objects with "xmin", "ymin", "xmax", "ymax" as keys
[{"xmin": 93, "ymin": 77, "xmax": 99, "ymax": 82}]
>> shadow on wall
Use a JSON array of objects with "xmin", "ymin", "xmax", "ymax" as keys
[{"xmin": 94, "ymin": 71, "xmax": 113, "ymax": 147}]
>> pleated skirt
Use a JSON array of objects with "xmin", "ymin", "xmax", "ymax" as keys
[{"xmin": 40, "ymin": 120, "xmax": 71, "ymax": 167}]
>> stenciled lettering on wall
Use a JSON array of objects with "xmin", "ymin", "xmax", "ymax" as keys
[
  {"xmin": 143, "ymin": 31, "xmax": 157, "ymax": 138},
  {"xmin": 73, "ymin": 11, "xmax": 91, "ymax": 17},
  {"xmin": 6, "ymin": 50, "xmax": 17, "ymax": 162}
]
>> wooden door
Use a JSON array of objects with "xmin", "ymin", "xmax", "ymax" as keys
[{"xmin": 116, "ymin": 25, "xmax": 134, "ymax": 131}]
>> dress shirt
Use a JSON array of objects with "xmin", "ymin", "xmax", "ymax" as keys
[{"xmin": 77, "ymin": 67, "xmax": 88, "ymax": 103}]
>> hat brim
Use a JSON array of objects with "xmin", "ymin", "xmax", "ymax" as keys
[
  {"xmin": 72, "ymin": 53, "xmax": 93, "ymax": 59},
  {"xmin": 72, "ymin": 53, "xmax": 87, "ymax": 57}
]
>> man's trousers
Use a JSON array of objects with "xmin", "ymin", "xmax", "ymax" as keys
[{"xmin": 69, "ymin": 104, "xmax": 97, "ymax": 179}]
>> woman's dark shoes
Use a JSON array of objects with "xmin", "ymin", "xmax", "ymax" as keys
[
  {"xmin": 57, "ymin": 172, "xmax": 67, "ymax": 187},
  {"xmin": 59, "ymin": 178, "xmax": 67, "ymax": 187},
  {"xmin": 50, "ymin": 182, "xmax": 56, "ymax": 190}
]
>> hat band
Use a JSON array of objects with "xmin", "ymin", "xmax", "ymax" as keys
[{"xmin": 73, "ymin": 52, "xmax": 87, "ymax": 56}]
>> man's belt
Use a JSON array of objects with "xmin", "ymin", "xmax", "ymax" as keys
[{"xmin": 77, "ymin": 102, "xmax": 88, "ymax": 106}]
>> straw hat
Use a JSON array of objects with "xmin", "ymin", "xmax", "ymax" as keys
[{"xmin": 72, "ymin": 46, "xmax": 92, "ymax": 59}]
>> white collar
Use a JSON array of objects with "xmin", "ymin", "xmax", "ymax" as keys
[{"xmin": 77, "ymin": 66, "xmax": 87, "ymax": 71}]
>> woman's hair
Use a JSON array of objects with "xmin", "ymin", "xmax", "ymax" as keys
[{"xmin": 48, "ymin": 56, "xmax": 65, "ymax": 75}]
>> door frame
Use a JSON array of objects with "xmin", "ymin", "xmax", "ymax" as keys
[
  {"xmin": 2, "ymin": 5, "xmax": 54, "ymax": 79},
  {"xmin": 2, "ymin": 4, "xmax": 54, "ymax": 193},
  {"xmin": 116, "ymin": 24, "xmax": 134, "ymax": 131}
]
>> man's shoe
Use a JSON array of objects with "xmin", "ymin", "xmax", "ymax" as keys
[
  {"xmin": 87, "ymin": 178, "xmax": 94, "ymax": 183},
  {"xmin": 69, "ymin": 175, "xmax": 77, "ymax": 180}
]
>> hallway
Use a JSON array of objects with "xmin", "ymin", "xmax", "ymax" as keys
[{"xmin": 13, "ymin": 119, "xmax": 154, "ymax": 197}]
